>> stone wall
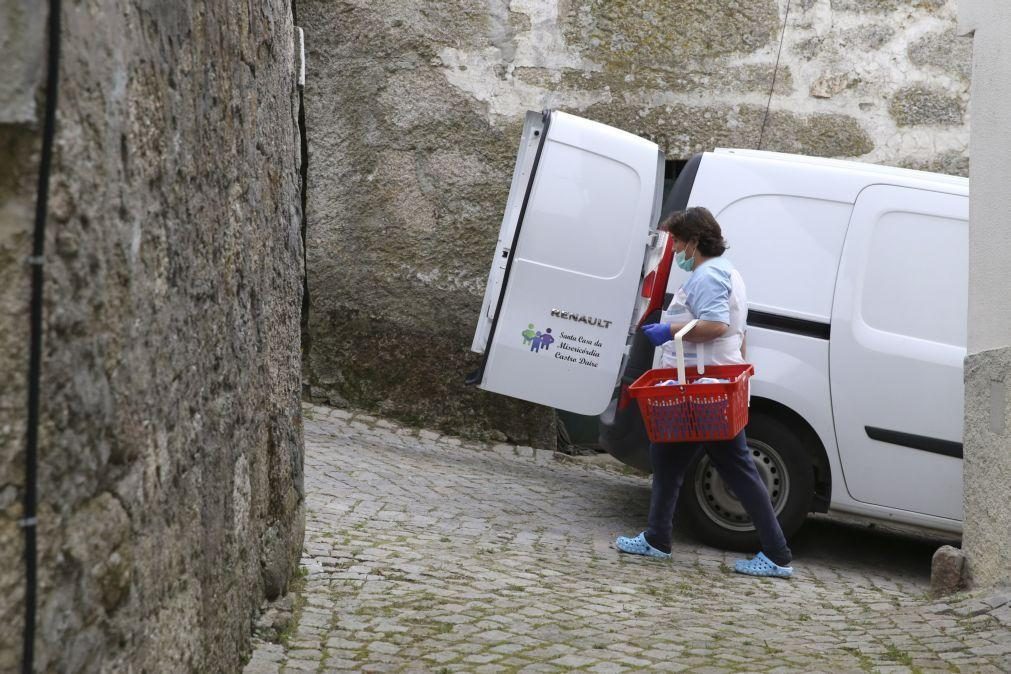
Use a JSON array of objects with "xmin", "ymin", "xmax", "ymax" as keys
[
  {"xmin": 302, "ymin": 0, "xmax": 970, "ymax": 444},
  {"xmin": 0, "ymin": 2, "xmax": 305, "ymax": 671}
]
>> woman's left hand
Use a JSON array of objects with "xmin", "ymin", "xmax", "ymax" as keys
[{"xmin": 642, "ymin": 322, "xmax": 674, "ymax": 346}]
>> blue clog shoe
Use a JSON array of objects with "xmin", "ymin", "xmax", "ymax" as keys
[
  {"xmin": 615, "ymin": 532, "xmax": 672, "ymax": 559},
  {"xmin": 734, "ymin": 551, "xmax": 793, "ymax": 578}
]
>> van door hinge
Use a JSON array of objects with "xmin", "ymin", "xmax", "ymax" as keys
[{"xmin": 647, "ymin": 231, "xmax": 659, "ymax": 248}]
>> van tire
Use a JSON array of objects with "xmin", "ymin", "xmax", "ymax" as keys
[{"xmin": 677, "ymin": 411, "xmax": 814, "ymax": 552}]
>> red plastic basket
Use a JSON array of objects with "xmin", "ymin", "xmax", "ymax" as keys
[{"xmin": 628, "ymin": 363, "xmax": 754, "ymax": 443}]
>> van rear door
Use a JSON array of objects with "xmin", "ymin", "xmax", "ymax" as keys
[{"xmin": 471, "ymin": 110, "xmax": 664, "ymax": 415}]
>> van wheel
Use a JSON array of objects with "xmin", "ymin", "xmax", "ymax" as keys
[{"xmin": 678, "ymin": 412, "xmax": 814, "ymax": 552}]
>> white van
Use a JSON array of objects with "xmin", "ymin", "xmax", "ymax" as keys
[{"xmin": 470, "ymin": 110, "xmax": 967, "ymax": 551}]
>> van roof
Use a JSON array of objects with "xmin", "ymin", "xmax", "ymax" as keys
[{"xmin": 713, "ymin": 148, "xmax": 969, "ymax": 190}]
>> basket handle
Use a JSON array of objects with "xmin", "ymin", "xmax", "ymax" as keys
[{"xmin": 674, "ymin": 319, "xmax": 704, "ymax": 384}]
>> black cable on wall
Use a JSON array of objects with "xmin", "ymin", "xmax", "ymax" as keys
[
  {"xmin": 758, "ymin": 0, "xmax": 792, "ymax": 150},
  {"xmin": 23, "ymin": 0, "xmax": 61, "ymax": 671}
]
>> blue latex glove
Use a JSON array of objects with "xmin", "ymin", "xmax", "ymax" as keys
[{"xmin": 641, "ymin": 322, "xmax": 674, "ymax": 347}]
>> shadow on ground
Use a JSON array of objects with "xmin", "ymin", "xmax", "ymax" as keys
[{"xmin": 789, "ymin": 514, "xmax": 961, "ymax": 583}]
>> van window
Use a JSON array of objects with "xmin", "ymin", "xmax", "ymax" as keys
[
  {"xmin": 518, "ymin": 140, "xmax": 641, "ymax": 279},
  {"xmin": 862, "ymin": 211, "xmax": 967, "ymax": 346}
]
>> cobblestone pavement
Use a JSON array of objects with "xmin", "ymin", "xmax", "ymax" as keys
[{"xmin": 245, "ymin": 405, "xmax": 1011, "ymax": 673}]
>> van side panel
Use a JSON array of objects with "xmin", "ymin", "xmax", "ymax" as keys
[
  {"xmin": 830, "ymin": 185, "xmax": 967, "ymax": 521},
  {"xmin": 747, "ymin": 330, "xmax": 839, "ymax": 491},
  {"xmin": 709, "ymin": 196, "xmax": 851, "ymax": 323},
  {"xmin": 678, "ymin": 152, "xmax": 861, "ymax": 322}
]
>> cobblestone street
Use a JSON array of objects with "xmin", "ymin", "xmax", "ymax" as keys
[{"xmin": 245, "ymin": 405, "xmax": 1011, "ymax": 673}]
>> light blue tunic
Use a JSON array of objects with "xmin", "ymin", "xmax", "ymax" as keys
[
  {"xmin": 659, "ymin": 255, "xmax": 747, "ymax": 367},
  {"xmin": 682, "ymin": 256, "xmax": 735, "ymax": 324}
]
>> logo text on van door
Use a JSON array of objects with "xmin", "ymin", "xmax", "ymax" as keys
[{"xmin": 550, "ymin": 309, "xmax": 613, "ymax": 329}]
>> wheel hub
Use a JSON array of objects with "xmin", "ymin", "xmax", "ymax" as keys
[{"xmin": 693, "ymin": 439, "xmax": 790, "ymax": 532}]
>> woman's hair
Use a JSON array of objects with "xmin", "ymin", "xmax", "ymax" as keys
[{"xmin": 659, "ymin": 206, "xmax": 728, "ymax": 257}]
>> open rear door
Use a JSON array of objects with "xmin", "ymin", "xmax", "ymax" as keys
[{"xmin": 471, "ymin": 110, "xmax": 664, "ymax": 415}]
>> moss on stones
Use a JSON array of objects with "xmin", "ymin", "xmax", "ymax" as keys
[
  {"xmin": 513, "ymin": 67, "xmax": 566, "ymax": 89},
  {"xmin": 889, "ymin": 85, "xmax": 965, "ymax": 127},
  {"xmin": 897, "ymin": 150, "xmax": 969, "ymax": 178},
  {"xmin": 0, "ymin": 125, "xmax": 37, "ymax": 467},
  {"xmin": 763, "ymin": 112, "xmax": 874, "ymax": 157},
  {"xmin": 793, "ymin": 24, "xmax": 895, "ymax": 60},
  {"xmin": 830, "ymin": 0, "xmax": 900, "ymax": 11},
  {"xmin": 579, "ymin": 103, "xmax": 872, "ymax": 159},
  {"xmin": 359, "ymin": 0, "xmax": 496, "ymax": 53},
  {"xmin": 553, "ymin": 63, "xmax": 791, "ymax": 96},
  {"xmin": 831, "ymin": 0, "xmax": 945, "ymax": 10},
  {"xmin": 908, "ymin": 29, "xmax": 972, "ymax": 82},
  {"xmin": 564, "ymin": 0, "xmax": 781, "ymax": 64}
]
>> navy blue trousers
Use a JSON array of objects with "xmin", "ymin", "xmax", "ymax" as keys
[{"xmin": 644, "ymin": 430, "xmax": 792, "ymax": 566}]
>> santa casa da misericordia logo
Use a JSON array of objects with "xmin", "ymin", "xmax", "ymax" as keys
[{"xmin": 521, "ymin": 324, "xmax": 554, "ymax": 353}]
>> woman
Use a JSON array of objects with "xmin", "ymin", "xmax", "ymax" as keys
[{"xmin": 615, "ymin": 207, "xmax": 794, "ymax": 578}]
